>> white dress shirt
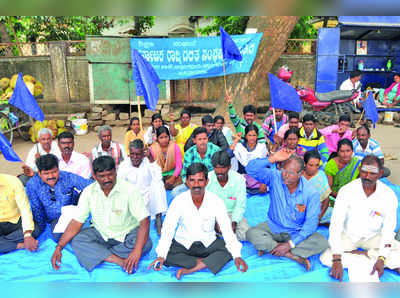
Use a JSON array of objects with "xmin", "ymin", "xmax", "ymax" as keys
[
  {"xmin": 329, "ymin": 179, "xmax": 398, "ymax": 258},
  {"xmin": 56, "ymin": 151, "xmax": 91, "ymax": 179},
  {"xmin": 26, "ymin": 141, "xmax": 61, "ymax": 172},
  {"xmin": 340, "ymin": 78, "xmax": 362, "ymax": 103},
  {"xmin": 156, "ymin": 190, "xmax": 242, "ymax": 259},
  {"xmin": 118, "ymin": 157, "xmax": 167, "ymax": 218}
]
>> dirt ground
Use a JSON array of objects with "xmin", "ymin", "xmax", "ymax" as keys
[{"xmin": 3, "ymin": 122, "xmax": 400, "ymax": 185}]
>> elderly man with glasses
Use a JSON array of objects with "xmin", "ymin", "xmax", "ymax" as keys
[{"xmin": 245, "ymin": 154, "xmax": 329, "ymax": 271}]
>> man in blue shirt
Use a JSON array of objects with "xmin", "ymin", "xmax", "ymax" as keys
[
  {"xmin": 245, "ymin": 153, "xmax": 329, "ymax": 270},
  {"xmin": 26, "ymin": 154, "xmax": 92, "ymax": 242}
]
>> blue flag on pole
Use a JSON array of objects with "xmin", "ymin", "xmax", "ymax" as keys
[
  {"xmin": 363, "ymin": 92, "xmax": 379, "ymax": 128},
  {"xmin": 131, "ymin": 49, "xmax": 161, "ymax": 111},
  {"xmin": 220, "ymin": 26, "xmax": 243, "ymax": 61},
  {"xmin": 0, "ymin": 132, "xmax": 21, "ymax": 162},
  {"xmin": 268, "ymin": 73, "xmax": 302, "ymax": 112},
  {"xmin": 9, "ymin": 73, "xmax": 44, "ymax": 121}
]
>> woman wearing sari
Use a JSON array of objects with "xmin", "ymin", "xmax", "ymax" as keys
[
  {"xmin": 232, "ymin": 124, "xmax": 269, "ymax": 194},
  {"xmin": 150, "ymin": 126, "xmax": 183, "ymax": 190},
  {"xmin": 303, "ymin": 150, "xmax": 331, "ymax": 223},
  {"xmin": 377, "ymin": 73, "xmax": 400, "ymax": 107},
  {"xmin": 144, "ymin": 113, "xmax": 169, "ymax": 145},
  {"xmin": 325, "ymin": 138, "xmax": 360, "ymax": 199},
  {"xmin": 169, "ymin": 109, "xmax": 198, "ymax": 158},
  {"xmin": 270, "ymin": 129, "xmax": 306, "ymax": 169}
]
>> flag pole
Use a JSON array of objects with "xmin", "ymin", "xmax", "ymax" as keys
[
  {"xmin": 222, "ymin": 59, "xmax": 228, "ymax": 95},
  {"xmin": 356, "ymin": 109, "xmax": 365, "ymax": 127},
  {"xmin": 137, "ymin": 96, "xmax": 143, "ymax": 131},
  {"xmin": 272, "ymin": 107, "xmax": 278, "ymax": 133}
]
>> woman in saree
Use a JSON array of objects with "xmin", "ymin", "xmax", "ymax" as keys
[
  {"xmin": 270, "ymin": 129, "xmax": 306, "ymax": 169},
  {"xmin": 378, "ymin": 73, "xmax": 400, "ymax": 107},
  {"xmin": 232, "ymin": 124, "xmax": 269, "ymax": 194},
  {"xmin": 150, "ymin": 126, "xmax": 183, "ymax": 190},
  {"xmin": 325, "ymin": 138, "xmax": 361, "ymax": 199},
  {"xmin": 144, "ymin": 113, "xmax": 169, "ymax": 145},
  {"xmin": 169, "ymin": 109, "xmax": 198, "ymax": 158},
  {"xmin": 303, "ymin": 150, "xmax": 331, "ymax": 223}
]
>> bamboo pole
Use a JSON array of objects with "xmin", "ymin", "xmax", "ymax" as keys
[
  {"xmin": 356, "ymin": 109, "xmax": 365, "ymax": 127},
  {"xmin": 137, "ymin": 96, "xmax": 143, "ymax": 131},
  {"xmin": 272, "ymin": 107, "xmax": 278, "ymax": 133},
  {"xmin": 222, "ymin": 59, "xmax": 228, "ymax": 96}
]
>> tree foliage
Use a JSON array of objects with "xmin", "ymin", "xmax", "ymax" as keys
[
  {"xmin": 0, "ymin": 16, "xmax": 155, "ymax": 43},
  {"xmin": 289, "ymin": 16, "xmax": 318, "ymax": 39},
  {"xmin": 197, "ymin": 16, "xmax": 250, "ymax": 36}
]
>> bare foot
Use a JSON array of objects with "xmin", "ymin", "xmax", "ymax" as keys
[
  {"xmin": 105, "ymin": 254, "xmax": 125, "ymax": 268},
  {"xmin": 258, "ymin": 250, "xmax": 266, "ymax": 256},
  {"xmin": 176, "ymin": 268, "xmax": 190, "ymax": 280},
  {"xmin": 285, "ymin": 252, "xmax": 311, "ymax": 271},
  {"xmin": 16, "ymin": 243, "xmax": 25, "ymax": 249}
]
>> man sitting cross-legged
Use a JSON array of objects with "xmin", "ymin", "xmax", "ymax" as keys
[
  {"xmin": 320, "ymin": 155, "xmax": 400, "ymax": 281},
  {"xmin": 51, "ymin": 156, "xmax": 152, "ymax": 273},
  {"xmin": 149, "ymin": 162, "xmax": 248, "ymax": 279},
  {"xmin": 245, "ymin": 154, "xmax": 329, "ymax": 270}
]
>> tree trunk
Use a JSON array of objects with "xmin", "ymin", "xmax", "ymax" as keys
[
  {"xmin": 218, "ymin": 16, "xmax": 299, "ymax": 119},
  {"xmin": 0, "ymin": 21, "xmax": 12, "ymax": 43}
]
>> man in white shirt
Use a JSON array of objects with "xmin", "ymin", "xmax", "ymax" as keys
[
  {"xmin": 320, "ymin": 155, "xmax": 400, "ymax": 281},
  {"xmin": 56, "ymin": 131, "xmax": 91, "ymax": 179},
  {"xmin": 118, "ymin": 139, "xmax": 167, "ymax": 235},
  {"xmin": 148, "ymin": 162, "xmax": 248, "ymax": 280},
  {"xmin": 89, "ymin": 125, "xmax": 127, "ymax": 168},
  {"xmin": 339, "ymin": 70, "xmax": 363, "ymax": 107},
  {"xmin": 19, "ymin": 127, "xmax": 61, "ymax": 185}
]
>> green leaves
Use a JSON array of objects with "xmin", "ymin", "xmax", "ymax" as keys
[{"xmin": 197, "ymin": 16, "xmax": 250, "ymax": 36}]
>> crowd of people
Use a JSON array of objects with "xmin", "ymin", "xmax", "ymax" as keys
[{"xmin": 1, "ymin": 92, "xmax": 400, "ymax": 281}]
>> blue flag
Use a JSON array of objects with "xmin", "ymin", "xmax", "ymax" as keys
[
  {"xmin": 363, "ymin": 92, "xmax": 379, "ymax": 128},
  {"xmin": 268, "ymin": 73, "xmax": 302, "ymax": 112},
  {"xmin": 131, "ymin": 49, "xmax": 161, "ymax": 111},
  {"xmin": 9, "ymin": 73, "xmax": 44, "ymax": 121},
  {"xmin": 0, "ymin": 132, "xmax": 21, "ymax": 162},
  {"xmin": 220, "ymin": 26, "xmax": 243, "ymax": 61}
]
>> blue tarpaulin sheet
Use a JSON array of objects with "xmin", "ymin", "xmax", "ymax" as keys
[{"xmin": 1, "ymin": 178, "xmax": 400, "ymax": 282}]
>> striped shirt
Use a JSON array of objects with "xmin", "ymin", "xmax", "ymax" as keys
[{"xmin": 352, "ymin": 138, "xmax": 384, "ymax": 160}]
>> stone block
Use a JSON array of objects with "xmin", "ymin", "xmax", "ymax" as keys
[
  {"xmin": 88, "ymin": 112, "xmax": 101, "ymax": 120},
  {"xmin": 103, "ymin": 113, "xmax": 116, "ymax": 121},
  {"xmin": 107, "ymin": 120, "xmax": 129, "ymax": 127},
  {"xmin": 119, "ymin": 112, "xmax": 129, "ymax": 120},
  {"xmin": 144, "ymin": 109, "xmax": 154, "ymax": 118},
  {"xmin": 91, "ymin": 106, "xmax": 103, "ymax": 113},
  {"xmin": 88, "ymin": 120, "xmax": 104, "ymax": 127}
]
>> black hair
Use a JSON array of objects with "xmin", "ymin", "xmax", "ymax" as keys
[
  {"xmin": 304, "ymin": 150, "xmax": 321, "ymax": 164},
  {"xmin": 243, "ymin": 104, "xmax": 256, "ymax": 115},
  {"xmin": 156, "ymin": 125, "xmax": 170, "ymax": 138},
  {"xmin": 36, "ymin": 154, "xmax": 59, "ymax": 172},
  {"xmin": 129, "ymin": 116, "xmax": 140, "ymax": 128},
  {"xmin": 302, "ymin": 113, "xmax": 316, "ymax": 123},
  {"xmin": 245, "ymin": 123, "xmax": 259, "ymax": 136},
  {"xmin": 192, "ymin": 127, "xmax": 208, "ymax": 139},
  {"xmin": 284, "ymin": 128, "xmax": 300, "ymax": 140},
  {"xmin": 151, "ymin": 113, "xmax": 164, "ymax": 126},
  {"xmin": 288, "ymin": 111, "xmax": 300, "ymax": 120},
  {"xmin": 350, "ymin": 70, "xmax": 362, "ymax": 79},
  {"xmin": 214, "ymin": 115, "xmax": 225, "ymax": 124},
  {"xmin": 361, "ymin": 155, "xmax": 383, "ymax": 171},
  {"xmin": 211, "ymin": 150, "xmax": 231, "ymax": 168},
  {"xmin": 57, "ymin": 131, "xmax": 74, "ymax": 141},
  {"xmin": 92, "ymin": 156, "xmax": 116, "ymax": 175},
  {"xmin": 180, "ymin": 109, "xmax": 192, "ymax": 119},
  {"xmin": 394, "ymin": 73, "xmax": 400, "ymax": 78},
  {"xmin": 337, "ymin": 138, "xmax": 353, "ymax": 152},
  {"xmin": 186, "ymin": 162, "xmax": 208, "ymax": 180},
  {"xmin": 201, "ymin": 115, "xmax": 214, "ymax": 125},
  {"xmin": 129, "ymin": 139, "xmax": 144, "ymax": 151},
  {"xmin": 356, "ymin": 125, "xmax": 370, "ymax": 135},
  {"xmin": 338, "ymin": 114, "xmax": 351, "ymax": 123}
]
